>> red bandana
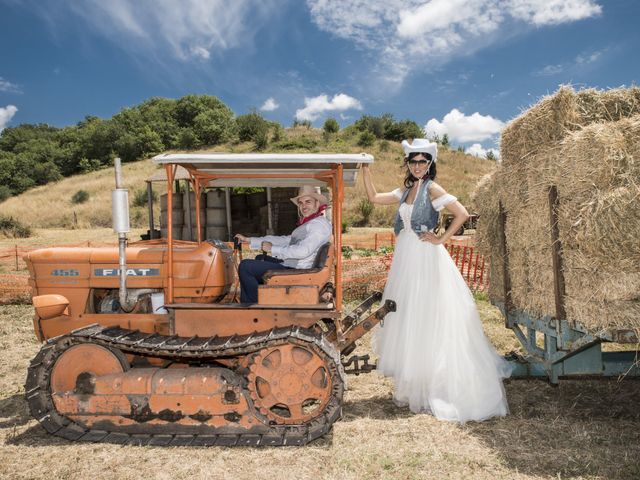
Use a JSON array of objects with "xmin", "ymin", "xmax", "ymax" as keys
[{"xmin": 298, "ymin": 204, "xmax": 327, "ymax": 226}]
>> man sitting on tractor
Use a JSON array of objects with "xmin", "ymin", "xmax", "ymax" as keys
[{"xmin": 234, "ymin": 185, "xmax": 331, "ymax": 303}]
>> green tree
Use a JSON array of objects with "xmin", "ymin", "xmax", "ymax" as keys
[
  {"xmin": 0, "ymin": 124, "xmax": 59, "ymax": 152},
  {"xmin": 354, "ymin": 114, "xmax": 391, "ymax": 138},
  {"xmin": 115, "ymin": 126, "xmax": 164, "ymax": 162},
  {"xmin": 193, "ymin": 108, "xmax": 237, "ymax": 146},
  {"xmin": 177, "ymin": 128, "xmax": 200, "ymax": 149},
  {"xmin": 0, "ymin": 93, "xmax": 242, "ymax": 197},
  {"xmin": 293, "ymin": 119, "xmax": 312, "ymax": 128},
  {"xmin": 137, "ymin": 97, "xmax": 180, "ymax": 148},
  {"xmin": 384, "ymin": 119, "xmax": 423, "ymax": 141},
  {"xmin": 323, "ymin": 117, "xmax": 339, "ymax": 134},
  {"xmin": 236, "ymin": 111, "xmax": 270, "ymax": 143},
  {"xmin": 78, "ymin": 157, "xmax": 102, "ymax": 173},
  {"xmin": 357, "ymin": 131, "xmax": 376, "ymax": 147}
]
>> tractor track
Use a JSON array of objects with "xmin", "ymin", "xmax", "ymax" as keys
[{"xmin": 25, "ymin": 324, "xmax": 345, "ymax": 447}]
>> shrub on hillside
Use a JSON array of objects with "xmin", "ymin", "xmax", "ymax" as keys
[
  {"xmin": 354, "ymin": 113, "xmax": 423, "ymax": 141},
  {"xmin": 323, "ymin": 118, "xmax": 339, "ymax": 134},
  {"xmin": 78, "ymin": 157, "xmax": 102, "ymax": 173},
  {"xmin": 71, "ymin": 189, "xmax": 90, "ymax": 204},
  {"xmin": 237, "ymin": 111, "xmax": 270, "ymax": 143},
  {"xmin": 355, "ymin": 114, "xmax": 392, "ymax": 138},
  {"xmin": 292, "ymin": 119, "xmax": 312, "ymax": 128},
  {"xmin": 357, "ymin": 131, "xmax": 376, "ymax": 147},
  {"xmin": 384, "ymin": 119, "xmax": 423, "ymax": 141},
  {"xmin": 272, "ymin": 137, "xmax": 319, "ymax": 150},
  {"xmin": 254, "ymin": 129, "xmax": 269, "ymax": 150},
  {"xmin": 0, "ymin": 185, "xmax": 11, "ymax": 202},
  {"xmin": 357, "ymin": 198, "xmax": 374, "ymax": 225},
  {"xmin": 133, "ymin": 188, "xmax": 158, "ymax": 207},
  {"xmin": 0, "ymin": 215, "xmax": 32, "ymax": 238},
  {"xmin": 271, "ymin": 123, "xmax": 284, "ymax": 142}
]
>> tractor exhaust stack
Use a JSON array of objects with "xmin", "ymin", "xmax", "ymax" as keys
[{"xmin": 112, "ymin": 157, "xmax": 135, "ymax": 312}]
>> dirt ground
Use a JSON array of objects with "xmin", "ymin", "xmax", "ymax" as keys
[{"xmin": 1, "ymin": 302, "xmax": 639, "ymax": 480}]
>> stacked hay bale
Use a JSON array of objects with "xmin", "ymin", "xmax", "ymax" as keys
[{"xmin": 474, "ymin": 86, "xmax": 640, "ymax": 332}]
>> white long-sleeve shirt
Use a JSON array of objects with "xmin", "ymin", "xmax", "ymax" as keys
[{"xmin": 249, "ymin": 216, "xmax": 332, "ymax": 269}]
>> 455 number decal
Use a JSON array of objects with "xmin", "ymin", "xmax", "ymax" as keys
[{"xmin": 51, "ymin": 269, "xmax": 80, "ymax": 277}]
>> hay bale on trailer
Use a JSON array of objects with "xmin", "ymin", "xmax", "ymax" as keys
[
  {"xmin": 555, "ymin": 117, "xmax": 640, "ymax": 331},
  {"xmin": 475, "ymin": 86, "xmax": 640, "ymax": 381},
  {"xmin": 471, "ymin": 172, "xmax": 504, "ymax": 303}
]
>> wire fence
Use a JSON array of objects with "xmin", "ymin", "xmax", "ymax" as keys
[{"xmin": 0, "ymin": 238, "xmax": 488, "ymax": 305}]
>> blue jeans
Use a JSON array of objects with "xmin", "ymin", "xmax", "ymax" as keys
[{"xmin": 238, "ymin": 255, "xmax": 290, "ymax": 303}]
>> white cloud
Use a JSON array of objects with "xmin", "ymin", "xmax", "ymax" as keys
[
  {"xmin": 295, "ymin": 93, "xmax": 363, "ymax": 122},
  {"xmin": 534, "ymin": 64, "xmax": 565, "ymax": 76},
  {"xmin": 424, "ymin": 109, "xmax": 505, "ymax": 143},
  {"xmin": 190, "ymin": 46, "xmax": 211, "ymax": 60},
  {"xmin": 307, "ymin": 0, "xmax": 602, "ymax": 92},
  {"xmin": 465, "ymin": 143, "xmax": 500, "ymax": 160},
  {"xmin": 506, "ymin": 0, "xmax": 602, "ymax": 26},
  {"xmin": 34, "ymin": 0, "xmax": 279, "ymax": 62},
  {"xmin": 260, "ymin": 98, "xmax": 279, "ymax": 112},
  {"xmin": 576, "ymin": 49, "xmax": 604, "ymax": 65},
  {"xmin": 0, "ymin": 77, "xmax": 22, "ymax": 94},
  {"xmin": 533, "ymin": 47, "xmax": 606, "ymax": 76},
  {"xmin": 0, "ymin": 105, "xmax": 18, "ymax": 131}
]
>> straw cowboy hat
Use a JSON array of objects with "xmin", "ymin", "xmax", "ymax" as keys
[
  {"xmin": 402, "ymin": 138, "xmax": 438, "ymax": 162},
  {"xmin": 290, "ymin": 185, "xmax": 329, "ymax": 206}
]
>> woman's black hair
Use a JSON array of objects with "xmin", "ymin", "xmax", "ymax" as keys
[{"xmin": 403, "ymin": 151, "xmax": 437, "ymax": 189}]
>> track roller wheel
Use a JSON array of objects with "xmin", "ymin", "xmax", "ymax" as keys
[
  {"xmin": 247, "ymin": 343, "xmax": 332, "ymax": 425},
  {"xmin": 50, "ymin": 343, "xmax": 129, "ymax": 394}
]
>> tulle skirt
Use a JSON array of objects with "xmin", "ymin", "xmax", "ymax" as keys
[{"xmin": 373, "ymin": 229, "xmax": 511, "ymax": 422}]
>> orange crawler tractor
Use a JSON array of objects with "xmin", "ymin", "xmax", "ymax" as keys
[{"xmin": 24, "ymin": 153, "xmax": 395, "ymax": 446}]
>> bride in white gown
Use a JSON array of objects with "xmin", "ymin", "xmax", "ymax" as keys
[{"xmin": 362, "ymin": 139, "xmax": 511, "ymax": 423}]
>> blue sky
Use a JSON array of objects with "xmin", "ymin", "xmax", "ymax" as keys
[{"xmin": 0, "ymin": 0, "xmax": 638, "ymax": 157}]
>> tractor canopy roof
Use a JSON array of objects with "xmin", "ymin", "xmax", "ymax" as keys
[{"xmin": 150, "ymin": 152, "xmax": 374, "ymax": 187}]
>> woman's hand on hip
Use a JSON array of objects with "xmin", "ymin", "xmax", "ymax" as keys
[{"xmin": 419, "ymin": 232, "xmax": 443, "ymax": 245}]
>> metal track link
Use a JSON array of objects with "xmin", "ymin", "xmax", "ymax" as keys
[{"xmin": 25, "ymin": 324, "xmax": 345, "ymax": 447}]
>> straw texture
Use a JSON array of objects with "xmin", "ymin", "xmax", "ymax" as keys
[{"xmin": 474, "ymin": 86, "xmax": 640, "ymax": 335}]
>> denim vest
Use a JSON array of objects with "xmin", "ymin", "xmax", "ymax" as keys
[{"xmin": 393, "ymin": 179, "xmax": 440, "ymax": 236}]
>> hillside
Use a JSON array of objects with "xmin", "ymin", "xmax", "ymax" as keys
[{"xmin": 0, "ymin": 128, "xmax": 495, "ymax": 229}]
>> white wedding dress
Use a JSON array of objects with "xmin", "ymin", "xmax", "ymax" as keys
[{"xmin": 374, "ymin": 200, "xmax": 511, "ymax": 422}]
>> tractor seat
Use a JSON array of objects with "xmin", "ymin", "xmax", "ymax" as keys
[{"xmin": 262, "ymin": 242, "xmax": 333, "ymax": 287}]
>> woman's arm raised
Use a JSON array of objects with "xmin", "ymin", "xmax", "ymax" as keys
[{"xmin": 361, "ymin": 165, "xmax": 401, "ymax": 205}]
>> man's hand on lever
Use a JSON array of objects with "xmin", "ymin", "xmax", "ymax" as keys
[{"xmin": 234, "ymin": 234, "xmax": 250, "ymax": 244}]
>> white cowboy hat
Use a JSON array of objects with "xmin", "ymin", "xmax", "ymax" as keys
[
  {"xmin": 401, "ymin": 138, "xmax": 438, "ymax": 162},
  {"xmin": 290, "ymin": 185, "xmax": 329, "ymax": 206}
]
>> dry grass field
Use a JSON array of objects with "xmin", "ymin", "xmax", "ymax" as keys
[{"xmin": 2, "ymin": 301, "xmax": 639, "ymax": 480}]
